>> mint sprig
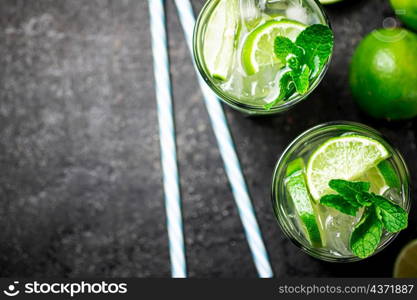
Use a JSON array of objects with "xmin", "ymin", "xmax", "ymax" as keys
[
  {"xmin": 328, "ymin": 179, "xmax": 370, "ymax": 209},
  {"xmin": 295, "ymin": 24, "xmax": 335, "ymax": 77},
  {"xmin": 265, "ymin": 24, "xmax": 334, "ymax": 110},
  {"xmin": 319, "ymin": 179, "xmax": 408, "ymax": 258}
]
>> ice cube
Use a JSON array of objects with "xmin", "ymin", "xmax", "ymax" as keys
[
  {"xmin": 286, "ymin": 1, "xmax": 308, "ymax": 24},
  {"xmin": 320, "ymin": 206, "xmax": 363, "ymax": 256},
  {"xmin": 263, "ymin": 0, "xmax": 287, "ymax": 17},
  {"xmin": 240, "ymin": 0, "xmax": 262, "ymax": 30},
  {"xmin": 383, "ymin": 187, "xmax": 403, "ymax": 205}
]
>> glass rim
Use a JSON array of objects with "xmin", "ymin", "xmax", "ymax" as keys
[
  {"xmin": 192, "ymin": 0, "xmax": 332, "ymax": 115},
  {"xmin": 271, "ymin": 121, "xmax": 411, "ymax": 262}
]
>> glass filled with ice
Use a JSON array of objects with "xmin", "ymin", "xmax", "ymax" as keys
[
  {"xmin": 193, "ymin": 0, "xmax": 332, "ymax": 114},
  {"xmin": 272, "ymin": 122, "xmax": 411, "ymax": 261}
]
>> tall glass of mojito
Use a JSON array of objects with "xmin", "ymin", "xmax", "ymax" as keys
[
  {"xmin": 193, "ymin": 0, "xmax": 333, "ymax": 115},
  {"xmin": 272, "ymin": 122, "xmax": 411, "ymax": 262}
]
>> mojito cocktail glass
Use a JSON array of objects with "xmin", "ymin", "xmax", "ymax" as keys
[
  {"xmin": 272, "ymin": 122, "xmax": 411, "ymax": 262},
  {"xmin": 193, "ymin": 0, "xmax": 331, "ymax": 115}
]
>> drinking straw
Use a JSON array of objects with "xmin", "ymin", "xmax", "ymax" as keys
[
  {"xmin": 173, "ymin": 0, "xmax": 273, "ymax": 278},
  {"xmin": 148, "ymin": 0, "xmax": 187, "ymax": 278}
]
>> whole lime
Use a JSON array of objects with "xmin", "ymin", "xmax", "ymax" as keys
[
  {"xmin": 390, "ymin": 0, "xmax": 417, "ymax": 32},
  {"xmin": 349, "ymin": 28, "xmax": 417, "ymax": 120},
  {"xmin": 394, "ymin": 239, "xmax": 417, "ymax": 278}
]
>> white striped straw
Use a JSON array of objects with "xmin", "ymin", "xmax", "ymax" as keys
[
  {"xmin": 173, "ymin": 0, "xmax": 273, "ymax": 278},
  {"xmin": 148, "ymin": 0, "xmax": 187, "ymax": 278}
]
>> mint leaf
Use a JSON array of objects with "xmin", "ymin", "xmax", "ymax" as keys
[
  {"xmin": 264, "ymin": 71, "xmax": 294, "ymax": 110},
  {"xmin": 286, "ymin": 54, "xmax": 301, "ymax": 70},
  {"xmin": 274, "ymin": 36, "xmax": 303, "ymax": 63},
  {"xmin": 371, "ymin": 195, "xmax": 408, "ymax": 233},
  {"xmin": 291, "ymin": 64, "xmax": 311, "ymax": 94},
  {"xmin": 356, "ymin": 193, "xmax": 374, "ymax": 207},
  {"xmin": 277, "ymin": 71, "xmax": 294, "ymax": 100},
  {"xmin": 350, "ymin": 206, "xmax": 383, "ymax": 258},
  {"xmin": 320, "ymin": 194, "xmax": 358, "ymax": 216},
  {"xmin": 295, "ymin": 24, "xmax": 334, "ymax": 77},
  {"xmin": 321, "ymin": 178, "xmax": 409, "ymax": 259},
  {"xmin": 328, "ymin": 179, "xmax": 370, "ymax": 208}
]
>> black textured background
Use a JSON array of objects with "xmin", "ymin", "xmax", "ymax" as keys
[{"xmin": 0, "ymin": 0, "xmax": 415, "ymax": 278}]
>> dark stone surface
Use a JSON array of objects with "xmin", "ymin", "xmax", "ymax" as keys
[{"xmin": 0, "ymin": 0, "xmax": 415, "ymax": 278}]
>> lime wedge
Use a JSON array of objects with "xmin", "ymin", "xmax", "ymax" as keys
[
  {"xmin": 357, "ymin": 160, "xmax": 400, "ymax": 194},
  {"xmin": 306, "ymin": 135, "xmax": 390, "ymax": 200},
  {"xmin": 358, "ymin": 167, "xmax": 389, "ymax": 195},
  {"xmin": 241, "ymin": 19, "xmax": 306, "ymax": 75},
  {"xmin": 394, "ymin": 239, "xmax": 417, "ymax": 278},
  {"xmin": 203, "ymin": 0, "xmax": 239, "ymax": 81},
  {"xmin": 377, "ymin": 160, "xmax": 401, "ymax": 189},
  {"xmin": 286, "ymin": 158, "xmax": 324, "ymax": 247}
]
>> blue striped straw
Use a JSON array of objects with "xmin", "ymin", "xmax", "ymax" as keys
[
  {"xmin": 148, "ymin": 0, "xmax": 187, "ymax": 278},
  {"xmin": 173, "ymin": 0, "xmax": 273, "ymax": 278}
]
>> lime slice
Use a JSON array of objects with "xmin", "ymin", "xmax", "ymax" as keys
[
  {"xmin": 203, "ymin": 0, "xmax": 239, "ymax": 81},
  {"xmin": 306, "ymin": 135, "xmax": 390, "ymax": 200},
  {"xmin": 286, "ymin": 158, "xmax": 324, "ymax": 247},
  {"xmin": 241, "ymin": 19, "xmax": 306, "ymax": 75},
  {"xmin": 394, "ymin": 239, "xmax": 417, "ymax": 278}
]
